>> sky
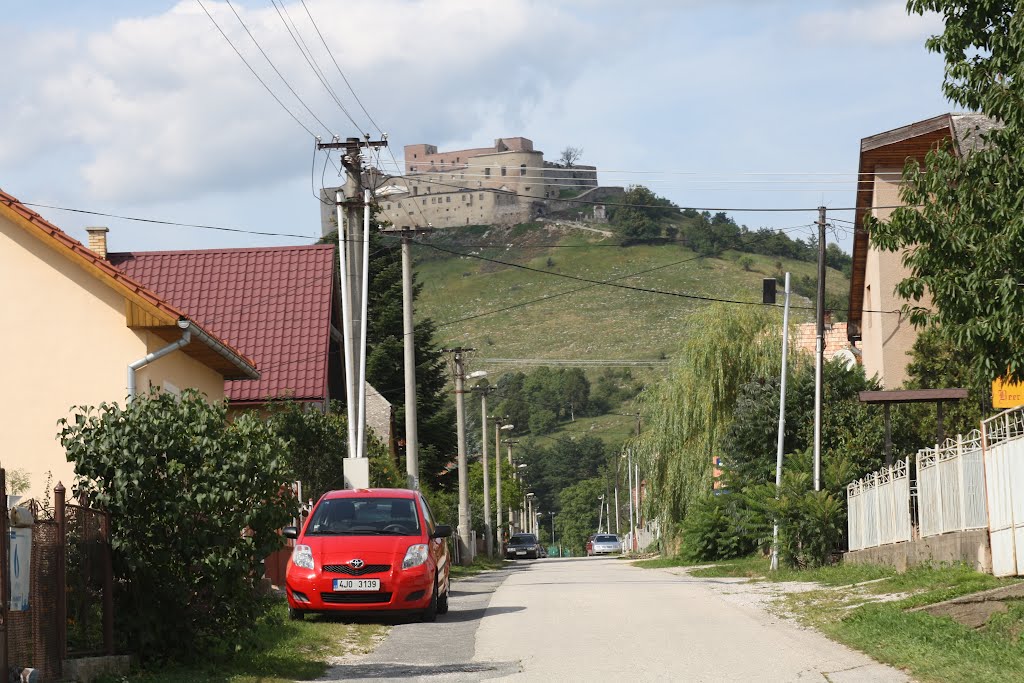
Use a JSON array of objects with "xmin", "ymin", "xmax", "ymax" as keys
[{"xmin": 0, "ymin": 0, "xmax": 952, "ymax": 254}]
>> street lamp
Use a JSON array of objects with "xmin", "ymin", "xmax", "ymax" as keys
[
  {"xmin": 526, "ymin": 492, "xmax": 535, "ymax": 536},
  {"xmin": 548, "ymin": 511, "xmax": 557, "ymax": 557}
]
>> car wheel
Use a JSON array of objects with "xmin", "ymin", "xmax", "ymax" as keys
[
  {"xmin": 288, "ymin": 606, "xmax": 305, "ymax": 621},
  {"xmin": 421, "ymin": 579, "xmax": 438, "ymax": 622},
  {"xmin": 437, "ymin": 585, "xmax": 449, "ymax": 615}
]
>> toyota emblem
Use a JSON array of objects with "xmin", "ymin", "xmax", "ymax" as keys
[{"xmin": 349, "ymin": 559, "xmax": 365, "ymax": 569}]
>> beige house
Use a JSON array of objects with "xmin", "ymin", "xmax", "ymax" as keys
[
  {"xmin": 847, "ymin": 113, "xmax": 995, "ymax": 387},
  {"xmin": 0, "ymin": 189, "xmax": 258, "ymax": 498}
]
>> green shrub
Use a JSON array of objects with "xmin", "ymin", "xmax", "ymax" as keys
[
  {"xmin": 59, "ymin": 390, "xmax": 296, "ymax": 660},
  {"xmin": 679, "ymin": 494, "xmax": 762, "ymax": 562}
]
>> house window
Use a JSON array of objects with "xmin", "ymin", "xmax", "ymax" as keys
[
  {"xmin": 485, "ymin": 168, "xmax": 491, "ymax": 177},
  {"xmin": 501, "ymin": 166, "xmax": 507, "ymax": 176},
  {"xmin": 422, "ymin": 199, "xmax": 426, "ymax": 205},
  {"xmin": 386, "ymin": 203, "xmax": 391, "ymax": 210},
  {"xmin": 521, "ymin": 164, "xmax": 527, "ymax": 176},
  {"xmin": 479, "ymin": 193, "xmax": 484, "ymax": 200},
  {"xmin": 446, "ymin": 196, "xmax": 451, "ymax": 203},
  {"xmin": 413, "ymin": 153, "xmax": 417, "ymax": 159},
  {"xmin": 413, "ymin": 186, "xmax": 419, "ymax": 196}
]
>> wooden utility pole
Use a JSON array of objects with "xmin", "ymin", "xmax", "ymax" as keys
[{"xmin": 316, "ymin": 136, "xmax": 387, "ymax": 488}]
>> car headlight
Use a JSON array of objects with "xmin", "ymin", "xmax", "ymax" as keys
[
  {"xmin": 403, "ymin": 543, "xmax": 429, "ymax": 569},
  {"xmin": 292, "ymin": 544, "xmax": 314, "ymax": 570}
]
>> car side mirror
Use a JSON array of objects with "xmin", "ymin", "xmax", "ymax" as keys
[
  {"xmin": 282, "ymin": 526, "xmax": 299, "ymax": 540},
  {"xmin": 431, "ymin": 524, "xmax": 453, "ymax": 539}
]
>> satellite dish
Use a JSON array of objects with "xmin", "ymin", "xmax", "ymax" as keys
[{"xmin": 834, "ymin": 349, "xmax": 857, "ymax": 371}]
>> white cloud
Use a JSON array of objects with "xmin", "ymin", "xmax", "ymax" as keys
[
  {"xmin": 797, "ymin": 1, "xmax": 943, "ymax": 45},
  {"xmin": 0, "ymin": 0, "xmax": 594, "ymax": 203}
]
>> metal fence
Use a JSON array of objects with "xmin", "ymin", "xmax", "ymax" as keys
[
  {"xmin": 917, "ymin": 431, "xmax": 988, "ymax": 538},
  {"xmin": 847, "ymin": 458, "xmax": 912, "ymax": 551},
  {"xmin": 981, "ymin": 407, "xmax": 1024, "ymax": 577}
]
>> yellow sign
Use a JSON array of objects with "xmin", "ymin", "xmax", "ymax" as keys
[{"xmin": 993, "ymin": 377, "xmax": 1024, "ymax": 409}]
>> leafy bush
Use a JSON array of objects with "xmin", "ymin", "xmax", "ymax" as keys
[
  {"xmin": 59, "ymin": 390, "xmax": 296, "ymax": 660},
  {"xmin": 679, "ymin": 494, "xmax": 763, "ymax": 562}
]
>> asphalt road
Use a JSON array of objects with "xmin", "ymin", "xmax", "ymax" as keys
[{"xmin": 320, "ymin": 556, "xmax": 910, "ymax": 682}]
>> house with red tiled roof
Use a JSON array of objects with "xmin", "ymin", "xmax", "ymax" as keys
[
  {"xmin": 108, "ymin": 241, "xmax": 344, "ymax": 410},
  {"xmin": 0, "ymin": 190, "xmax": 258, "ymax": 498}
]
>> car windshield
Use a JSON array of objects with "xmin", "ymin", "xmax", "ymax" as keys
[
  {"xmin": 596, "ymin": 535, "xmax": 618, "ymax": 542},
  {"xmin": 305, "ymin": 497, "xmax": 421, "ymax": 536},
  {"xmin": 509, "ymin": 534, "xmax": 537, "ymax": 545}
]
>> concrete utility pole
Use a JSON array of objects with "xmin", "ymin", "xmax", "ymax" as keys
[
  {"xmin": 493, "ymin": 419, "xmax": 513, "ymax": 551},
  {"xmin": 442, "ymin": 347, "xmax": 475, "ymax": 565},
  {"xmin": 626, "ymin": 449, "xmax": 635, "ymax": 551},
  {"xmin": 380, "ymin": 227, "xmax": 432, "ymax": 489},
  {"xmin": 475, "ymin": 383, "xmax": 495, "ymax": 558},
  {"xmin": 771, "ymin": 272, "xmax": 792, "ymax": 571},
  {"xmin": 813, "ymin": 206, "xmax": 827, "ymax": 492},
  {"xmin": 507, "ymin": 440, "xmax": 519, "ymax": 531},
  {"xmin": 317, "ymin": 136, "xmax": 387, "ymax": 489}
]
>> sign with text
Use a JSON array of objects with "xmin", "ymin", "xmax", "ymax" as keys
[{"xmin": 992, "ymin": 377, "xmax": 1024, "ymax": 409}]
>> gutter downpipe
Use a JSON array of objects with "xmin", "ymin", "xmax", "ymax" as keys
[{"xmin": 127, "ymin": 319, "xmax": 192, "ymax": 401}]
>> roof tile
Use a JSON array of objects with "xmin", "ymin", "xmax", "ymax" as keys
[{"xmin": 110, "ymin": 244, "xmax": 335, "ymax": 402}]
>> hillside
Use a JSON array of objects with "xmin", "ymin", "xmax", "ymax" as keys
[
  {"xmin": 413, "ymin": 221, "xmax": 848, "ymax": 360},
  {"xmin": 410, "ymin": 221, "xmax": 850, "ymax": 448}
]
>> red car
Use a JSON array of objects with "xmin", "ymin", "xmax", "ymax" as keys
[{"xmin": 283, "ymin": 488, "xmax": 452, "ymax": 622}]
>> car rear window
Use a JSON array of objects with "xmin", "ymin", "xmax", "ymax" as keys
[
  {"xmin": 509, "ymin": 534, "xmax": 537, "ymax": 544},
  {"xmin": 306, "ymin": 497, "xmax": 421, "ymax": 536},
  {"xmin": 596, "ymin": 535, "xmax": 619, "ymax": 542}
]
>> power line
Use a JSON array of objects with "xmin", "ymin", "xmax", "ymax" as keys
[
  {"xmin": 269, "ymin": 0, "xmax": 363, "ymax": 133},
  {"xmin": 220, "ymin": 0, "xmax": 335, "ymax": 137},
  {"xmin": 21, "ymin": 201, "xmax": 319, "ymax": 239},
  {"xmin": 194, "ymin": 0, "xmax": 320, "ymax": 138},
  {"xmin": 299, "ymin": 0, "xmax": 384, "ymax": 137}
]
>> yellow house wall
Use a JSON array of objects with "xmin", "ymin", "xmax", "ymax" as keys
[
  {"xmin": 862, "ymin": 166, "xmax": 930, "ymax": 388},
  {"xmin": 0, "ymin": 213, "xmax": 225, "ymax": 500}
]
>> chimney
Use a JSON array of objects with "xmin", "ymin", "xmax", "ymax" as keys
[{"xmin": 85, "ymin": 227, "xmax": 109, "ymax": 259}]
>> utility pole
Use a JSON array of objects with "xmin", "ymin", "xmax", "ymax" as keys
[
  {"xmin": 476, "ymin": 385, "xmax": 495, "ymax": 558},
  {"xmin": 771, "ymin": 272, "xmax": 792, "ymax": 571},
  {"xmin": 316, "ymin": 136, "xmax": 387, "ymax": 489},
  {"xmin": 442, "ymin": 346, "xmax": 475, "ymax": 565},
  {"xmin": 813, "ymin": 206, "xmax": 827, "ymax": 492},
  {"xmin": 494, "ymin": 418, "xmax": 513, "ymax": 552},
  {"xmin": 627, "ymin": 449, "xmax": 635, "ymax": 551},
  {"xmin": 380, "ymin": 226, "xmax": 432, "ymax": 489},
  {"xmin": 614, "ymin": 481, "xmax": 620, "ymax": 535},
  {"xmin": 507, "ymin": 440, "xmax": 519, "ymax": 532}
]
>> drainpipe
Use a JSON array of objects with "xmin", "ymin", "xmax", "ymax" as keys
[{"xmin": 128, "ymin": 319, "xmax": 192, "ymax": 401}]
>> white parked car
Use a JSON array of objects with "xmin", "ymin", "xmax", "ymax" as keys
[{"xmin": 588, "ymin": 534, "xmax": 622, "ymax": 556}]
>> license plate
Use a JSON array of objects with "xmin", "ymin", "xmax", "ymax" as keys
[
  {"xmin": 332, "ymin": 578, "xmax": 380, "ymax": 591},
  {"xmin": 516, "ymin": 550, "xmax": 527, "ymax": 555}
]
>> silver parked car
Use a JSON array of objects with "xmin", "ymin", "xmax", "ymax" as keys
[{"xmin": 588, "ymin": 534, "xmax": 622, "ymax": 556}]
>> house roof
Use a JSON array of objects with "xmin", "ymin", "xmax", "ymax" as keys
[
  {"xmin": 109, "ymin": 244, "xmax": 336, "ymax": 403},
  {"xmin": 0, "ymin": 189, "xmax": 258, "ymax": 380},
  {"xmin": 847, "ymin": 113, "xmax": 997, "ymax": 342}
]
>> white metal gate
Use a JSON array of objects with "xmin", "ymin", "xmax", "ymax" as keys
[
  {"xmin": 847, "ymin": 458, "xmax": 911, "ymax": 551},
  {"xmin": 981, "ymin": 407, "xmax": 1024, "ymax": 577},
  {"xmin": 917, "ymin": 431, "xmax": 988, "ymax": 538}
]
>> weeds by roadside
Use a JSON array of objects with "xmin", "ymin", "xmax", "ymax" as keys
[
  {"xmin": 449, "ymin": 556, "xmax": 507, "ymax": 579},
  {"xmin": 100, "ymin": 601, "xmax": 387, "ymax": 683}
]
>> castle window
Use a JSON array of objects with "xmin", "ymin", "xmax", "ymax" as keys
[
  {"xmin": 413, "ymin": 186, "xmax": 418, "ymax": 196},
  {"xmin": 446, "ymin": 196, "xmax": 451, "ymax": 203},
  {"xmin": 525, "ymin": 186, "xmax": 531, "ymax": 191},
  {"xmin": 521, "ymin": 164, "xmax": 527, "ymax": 176},
  {"xmin": 413, "ymin": 153, "xmax": 417, "ymax": 158},
  {"xmin": 479, "ymin": 194, "xmax": 484, "ymax": 200},
  {"xmin": 422, "ymin": 199, "xmax": 426, "ymax": 205},
  {"xmin": 485, "ymin": 168, "xmax": 491, "ymax": 177},
  {"xmin": 501, "ymin": 166, "xmax": 507, "ymax": 176}
]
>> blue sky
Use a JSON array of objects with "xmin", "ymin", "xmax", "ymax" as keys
[{"xmin": 0, "ymin": 0, "xmax": 951, "ymax": 254}]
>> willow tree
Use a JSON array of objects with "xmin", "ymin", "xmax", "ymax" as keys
[{"xmin": 634, "ymin": 303, "xmax": 782, "ymax": 527}]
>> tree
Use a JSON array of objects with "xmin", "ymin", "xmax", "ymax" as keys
[
  {"xmin": 556, "ymin": 477, "xmax": 605, "ymax": 553},
  {"xmin": 59, "ymin": 390, "xmax": 295, "ymax": 659},
  {"xmin": 634, "ymin": 303, "xmax": 782, "ymax": 525},
  {"xmin": 558, "ymin": 145, "xmax": 584, "ymax": 168},
  {"xmin": 869, "ymin": 1, "xmax": 1024, "ymax": 381}
]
